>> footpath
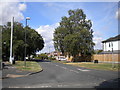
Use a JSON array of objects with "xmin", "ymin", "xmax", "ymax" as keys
[{"xmin": 2, "ymin": 62, "xmax": 32, "ymax": 79}]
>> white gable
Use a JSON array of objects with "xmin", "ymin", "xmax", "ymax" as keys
[{"xmin": 103, "ymin": 40, "xmax": 120, "ymax": 51}]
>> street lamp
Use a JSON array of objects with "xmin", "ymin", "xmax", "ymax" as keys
[
  {"xmin": 10, "ymin": 17, "xmax": 14, "ymax": 64},
  {"xmin": 24, "ymin": 17, "xmax": 30, "ymax": 67},
  {"xmin": 3, "ymin": 41, "xmax": 6, "ymax": 61}
]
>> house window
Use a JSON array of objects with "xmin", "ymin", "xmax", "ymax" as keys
[
  {"xmin": 111, "ymin": 42, "xmax": 113, "ymax": 47},
  {"xmin": 109, "ymin": 43, "xmax": 111, "ymax": 47}
]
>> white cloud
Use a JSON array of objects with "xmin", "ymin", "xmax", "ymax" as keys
[
  {"xmin": 36, "ymin": 23, "xmax": 59, "ymax": 53},
  {"xmin": 19, "ymin": 3, "xmax": 26, "ymax": 11},
  {"xmin": 36, "ymin": 24, "xmax": 103, "ymax": 53},
  {"xmin": 93, "ymin": 31, "xmax": 103, "ymax": 49},
  {"xmin": 36, "ymin": 23, "xmax": 103, "ymax": 53},
  {"xmin": 0, "ymin": 2, "xmax": 27, "ymax": 25}
]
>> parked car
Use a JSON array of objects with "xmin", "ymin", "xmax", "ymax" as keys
[{"xmin": 57, "ymin": 56, "xmax": 67, "ymax": 61}]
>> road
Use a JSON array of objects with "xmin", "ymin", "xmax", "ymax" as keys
[{"xmin": 2, "ymin": 61, "xmax": 119, "ymax": 88}]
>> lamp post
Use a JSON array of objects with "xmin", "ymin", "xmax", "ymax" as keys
[
  {"xmin": 24, "ymin": 17, "xmax": 30, "ymax": 67},
  {"xmin": 9, "ymin": 17, "xmax": 14, "ymax": 64},
  {"xmin": 49, "ymin": 47, "xmax": 50, "ymax": 53},
  {"xmin": 3, "ymin": 41, "xmax": 6, "ymax": 61},
  {"xmin": 111, "ymin": 42, "xmax": 114, "ymax": 68}
]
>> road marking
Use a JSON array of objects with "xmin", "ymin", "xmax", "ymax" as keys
[
  {"xmin": 9, "ymin": 85, "xmax": 52, "ymax": 88},
  {"xmin": 70, "ymin": 69, "xmax": 79, "ymax": 73},
  {"xmin": 61, "ymin": 67, "xmax": 67, "ymax": 69},
  {"xmin": 40, "ymin": 85, "xmax": 52, "ymax": 88},
  {"xmin": 54, "ymin": 64, "xmax": 67, "ymax": 69},
  {"xmin": 53, "ymin": 64, "xmax": 79, "ymax": 73},
  {"xmin": 55, "ymin": 65, "xmax": 59, "ymax": 66},
  {"xmin": 58, "ymin": 84, "xmax": 68, "ymax": 87},
  {"xmin": 9, "ymin": 86, "xmax": 20, "ymax": 88},
  {"xmin": 77, "ymin": 68, "xmax": 90, "ymax": 71}
]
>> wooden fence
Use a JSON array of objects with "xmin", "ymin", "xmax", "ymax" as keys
[{"xmin": 93, "ymin": 54, "xmax": 120, "ymax": 63}]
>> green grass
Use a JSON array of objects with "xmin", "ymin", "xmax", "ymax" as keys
[
  {"xmin": 65, "ymin": 62, "xmax": 120, "ymax": 71},
  {"xmin": 14, "ymin": 61, "xmax": 42, "ymax": 72}
]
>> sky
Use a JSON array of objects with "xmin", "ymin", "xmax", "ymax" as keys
[{"xmin": 0, "ymin": 0, "xmax": 119, "ymax": 53}]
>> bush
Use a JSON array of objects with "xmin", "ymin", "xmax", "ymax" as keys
[
  {"xmin": 34, "ymin": 57, "xmax": 41, "ymax": 59},
  {"xmin": 48, "ymin": 57, "xmax": 56, "ymax": 60},
  {"xmin": 34, "ymin": 53, "xmax": 48, "ymax": 60}
]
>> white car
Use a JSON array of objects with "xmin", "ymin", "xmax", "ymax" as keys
[{"xmin": 57, "ymin": 56, "xmax": 67, "ymax": 61}]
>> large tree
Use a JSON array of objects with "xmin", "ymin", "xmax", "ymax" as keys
[
  {"xmin": 2, "ymin": 22, "xmax": 44, "ymax": 61},
  {"xmin": 53, "ymin": 9, "xmax": 95, "ymax": 61}
]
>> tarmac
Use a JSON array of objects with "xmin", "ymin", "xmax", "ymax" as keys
[
  {"xmin": 1, "ymin": 62, "xmax": 41, "ymax": 79},
  {"xmin": 1, "ymin": 61, "xmax": 119, "ymax": 88}
]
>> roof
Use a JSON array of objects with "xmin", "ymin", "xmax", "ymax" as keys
[{"xmin": 102, "ymin": 34, "xmax": 120, "ymax": 43}]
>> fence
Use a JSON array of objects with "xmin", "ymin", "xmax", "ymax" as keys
[{"xmin": 93, "ymin": 54, "xmax": 120, "ymax": 63}]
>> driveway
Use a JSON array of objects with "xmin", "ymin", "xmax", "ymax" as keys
[{"xmin": 2, "ymin": 61, "xmax": 119, "ymax": 88}]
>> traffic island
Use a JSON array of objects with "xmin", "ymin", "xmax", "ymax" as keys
[
  {"xmin": 2, "ymin": 61, "xmax": 43, "ymax": 79},
  {"xmin": 13, "ymin": 61, "xmax": 43, "ymax": 73}
]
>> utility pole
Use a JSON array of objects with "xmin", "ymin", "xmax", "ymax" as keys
[
  {"xmin": 49, "ymin": 47, "xmax": 50, "ymax": 53},
  {"xmin": 9, "ymin": 17, "xmax": 14, "ymax": 64},
  {"xmin": 24, "ymin": 17, "xmax": 30, "ymax": 67},
  {"xmin": 111, "ymin": 42, "xmax": 114, "ymax": 68}
]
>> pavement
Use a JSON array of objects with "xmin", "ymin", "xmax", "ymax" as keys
[
  {"xmin": 2, "ymin": 62, "xmax": 32, "ymax": 79},
  {"xmin": 2, "ymin": 60, "xmax": 120, "ymax": 88}
]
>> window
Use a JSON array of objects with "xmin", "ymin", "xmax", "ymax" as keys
[{"xmin": 109, "ymin": 43, "xmax": 111, "ymax": 47}]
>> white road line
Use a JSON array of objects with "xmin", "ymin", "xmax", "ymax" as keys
[
  {"xmin": 55, "ymin": 65, "xmax": 59, "ymax": 66},
  {"xmin": 40, "ymin": 85, "xmax": 52, "ymax": 88},
  {"xmin": 61, "ymin": 67, "xmax": 67, "ymax": 69},
  {"xmin": 77, "ymin": 68, "xmax": 90, "ymax": 71},
  {"xmin": 58, "ymin": 84, "xmax": 68, "ymax": 87},
  {"xmin": 9, "ymin": 85, "xmax": 52, "ymax": 88},
  {"xmin": 9, "ymin": 87, "xmax": 20, "ymax": 88},
  {"xmin": 70, "ymin": 69, "xmax": 79, "ymax": 73},
  {"xmin": 54, "ymin": 64, "xmax": 67, "ymax": 70},
  {"xmin": 53, "ymin": 64, "xmax": 79, "ymax": 73},
  {"xmin": 56, "ymin": 65, "xmax": 67, "ymax": 70}
]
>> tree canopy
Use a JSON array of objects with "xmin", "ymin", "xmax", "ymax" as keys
[
  {"xmin": 53, "ymin": 9, "xmax": 95, "ymax": 61},
  {"xmin": 2, "ymin": 22, "xmax": 44, "ymax": 61}
]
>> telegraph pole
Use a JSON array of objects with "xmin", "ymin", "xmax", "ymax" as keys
[
  {"xmin": 49, "ymin": 47, "xmax": 50, "ymax": 53},
  {"xmin": 111, "ymin": 42, "xmax": 114, "ymax": 68}
]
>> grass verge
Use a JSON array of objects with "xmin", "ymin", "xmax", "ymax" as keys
[
  {"xmin": 14, "ymin": 61, "xmax": 42, "ymax": 72},
  {"xmin": 65, "ymin": 62, "xmax": 120, "ymax": 71}
]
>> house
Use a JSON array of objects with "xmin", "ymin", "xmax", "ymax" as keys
[
  {"xmin": 48, "ymin": 51, "xmax": 62, "ymax": 57},
  {"xmin": 101, "ymin": 34, "xmax": 120, "ymax": 54},
  {"xmin": 48, "ymin": 51, "xmax": 67, "ymax": 60},
  {"xmin": 93, "ymin": 34, "xmax": 120, "ymax": 63}
]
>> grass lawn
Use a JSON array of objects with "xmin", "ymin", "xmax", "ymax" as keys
[
  {"xmin": 65, "ymin": 62, "xmax": 120, "ymax": 71},
  {"xmin": 14, "ymin": 61, "xmax": 42, "ymax": 72}
]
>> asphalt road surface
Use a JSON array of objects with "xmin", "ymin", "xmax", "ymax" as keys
[{"xmin": 2, "ymin": 61, "xmax": 119, "ymax": 88}]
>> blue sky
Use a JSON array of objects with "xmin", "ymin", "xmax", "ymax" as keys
[
  {"xmin": 1, "ymin": 1, "xmax": 119, "ymax": 53},
  {"xmin": 22, "ymin": 2, "xmax": 118, "ymax": 34},
  {"xmin": 20, "ymin": 2, "xmax": 118, "ymax": 53}
]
